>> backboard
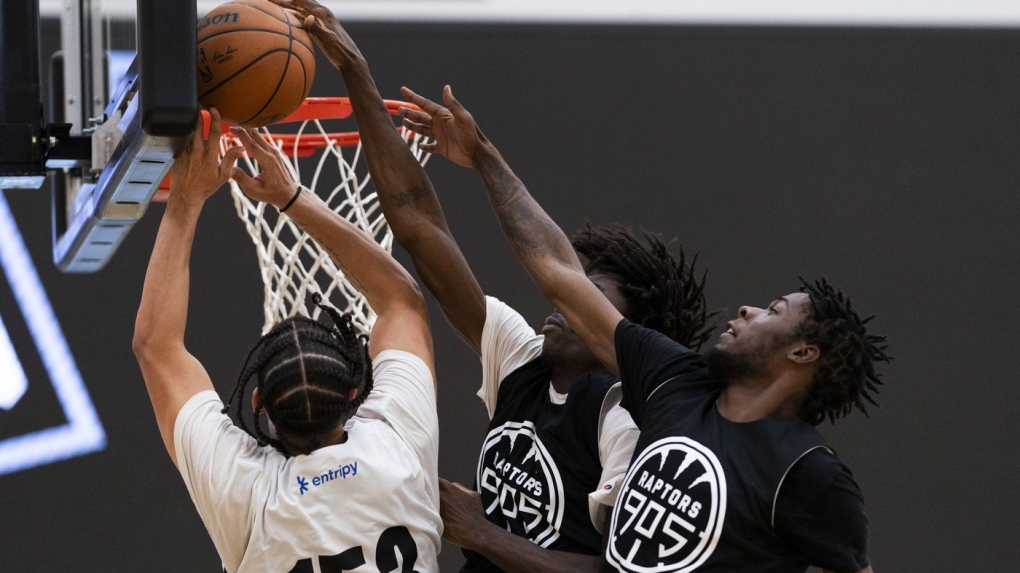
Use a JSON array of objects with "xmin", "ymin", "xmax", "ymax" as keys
[{"xmin": 0, "ymin": 1, "xmax": 198, "ymax": 273}]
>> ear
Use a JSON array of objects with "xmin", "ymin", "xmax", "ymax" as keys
[
  {"xmin": 251, "ymin": 387, "xmax": 265, "ymax": 414},
  {"xmin": 348, "ymin": 388, "xmax": 358, "ymax": 402},
  {"xmin": 787, "ymin": 343, "xmax": 820, "ymax": 365}
]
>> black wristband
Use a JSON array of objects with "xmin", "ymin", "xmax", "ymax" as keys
[{"xmin": 279, "ymin": 185, "xmax": 303, "ymax": 213}]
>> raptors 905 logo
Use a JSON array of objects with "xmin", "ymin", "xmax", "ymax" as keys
[
  {"xmin": 606, "ymin": 437, "xmax": 727, "ymax": 573},
  {"xmin": 477, "ymin": 420, "xmax": 564, "ymax": 547}
]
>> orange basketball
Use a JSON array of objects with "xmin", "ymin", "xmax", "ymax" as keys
[{"xmin": 196, "ymin": 0, "xmax": 315, "ymax": 127}]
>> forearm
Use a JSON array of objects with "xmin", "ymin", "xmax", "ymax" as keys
[
  {"xmin": 343, "ymin": 63, "xmax": 486, "ymax": 349},
  {"xmin": 342, "ymin": 62, "xmax": 439, "ymax": 229},
  {"xmin": 473, "ymin": 143, "xmax": 583, "ymax": 297},
  {"xmin": 467, "ymin": 521, "xmax": 601, "ymax": 573},
  {"xmin": 472, "ymin": 143, "xmax": 622, "ymax": 374},
  {"xmin": 133, "ymin": 199, "xmax": 202, "ymax": 353},
  {"xmin": 283, "ymin": 189, "xmax": 421, "ymax": 315}
]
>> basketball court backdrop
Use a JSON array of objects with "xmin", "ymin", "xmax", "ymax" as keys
[{"xmin": 2, "ymin": 1, "xmax": 1019, "ymax": 571}]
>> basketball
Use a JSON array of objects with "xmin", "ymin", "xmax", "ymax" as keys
[{"xmin": 196, "ymin": 0, "xmax": 315, "ymax": 127}]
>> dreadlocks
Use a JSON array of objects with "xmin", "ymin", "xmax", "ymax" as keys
[
  {"xmin": 796, "ymin": 277, "xmax": 891, "ymax": 426},
  {"xmin": 571, "ymin": 224, "xmax": 718, "ymax": 350},
  {"xmin": 222, "ymin": 295, "xmax": 373, "ymax": 456}
]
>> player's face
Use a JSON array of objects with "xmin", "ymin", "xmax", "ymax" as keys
[
  {"xmin": 707, "ymin": 292, "xmax": 811, "ymax": 379},
  {"xmin": 541, "ymin": 272, "xmax": 627, "ymax": 371}
]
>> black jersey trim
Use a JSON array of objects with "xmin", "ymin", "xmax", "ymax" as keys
[{"xmin": 770, "ymin": 445, "xmax": 833, "ymax": 530}]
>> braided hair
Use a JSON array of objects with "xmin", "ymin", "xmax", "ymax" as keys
[
  {"xmin": 571, "ymin": 224, "xmax": 719, "ymax": 350},
  {"xmin": 222, "ymin": 295, "xmax": 373, "ymax": 456},
  {"xmin": 796, "ymin": 277, "xmax": 891, "ymax": 426}
]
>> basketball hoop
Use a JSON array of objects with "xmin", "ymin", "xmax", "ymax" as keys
[{"xmin": 169, "ymin": 97, "xmax": 430, "ymax": 334}]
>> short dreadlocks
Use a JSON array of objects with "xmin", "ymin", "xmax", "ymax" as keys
[
  {"xmin": 571, "ymin": 225, "xmax": 718, "ymax": 350},
  {"xmin": 222, "ymin": 295, "xmax": 373, "ymax": 456},
  {"xmin": 796, "ymin": 277, "xmax": 891, "ymax": 426}
]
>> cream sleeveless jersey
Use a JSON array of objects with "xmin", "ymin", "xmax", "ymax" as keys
[{"xmin": 173, "ymin": 350, "xmax": 441, "ymax": 573}]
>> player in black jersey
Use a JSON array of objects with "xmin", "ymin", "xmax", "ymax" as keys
[
  {"xmin": 329, "ymin": 55, "xmax": 714, "ymax": 573},
  {"xmin": 399, "ymin": 86, "xmax": 888, "ymax": 573}
]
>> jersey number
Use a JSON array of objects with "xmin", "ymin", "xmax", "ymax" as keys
[{"xmin": 288, "ymin": 526, "xmax": 420, "ymax": 572}]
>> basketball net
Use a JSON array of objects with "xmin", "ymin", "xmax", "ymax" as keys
[{"xmin": 219, "ymin": 99, "xmax": 430, "ymax": 334}]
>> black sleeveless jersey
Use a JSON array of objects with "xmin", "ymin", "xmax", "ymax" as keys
[
  {"xmin": 461, "ymin": 358, "xmax": 620, "ymax": 573},
  {"xmin": 603, "ymin": 321, "xmax": 868, "ymax": 573}
]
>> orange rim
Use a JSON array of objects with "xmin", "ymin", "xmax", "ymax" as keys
[{"xmin": 155, "ymin": 97, "xmax": 418, "ymax": 201}]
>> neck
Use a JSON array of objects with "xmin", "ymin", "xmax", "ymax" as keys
[
  {"xmin": 548, "ymin": 361, "xmax": 608, "ymax": 395},
  {"xmin": 282, "ymin": 425, "xmax": 348, "ymax": 455},
  {"xmin": 716, "ymin": 372, "xmax": 807, "ymax": 423}
]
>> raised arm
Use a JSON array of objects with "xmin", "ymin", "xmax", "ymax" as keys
[
  {"xmin": 229, "ymin": 126, "xmax": 433, "ymax": 377},
  {"xmin": 133, "ymin": 110, "xmax": 244, "ymax": 465},
  {"xmin": 269, "ymin": 0, "xmax": 484, "ymax": 357},
  {"xmin": 400, "ymin": 86, "xmax": 623, "ymax": 376}
]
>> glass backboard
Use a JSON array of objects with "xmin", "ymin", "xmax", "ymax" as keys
[{"xmin": 0, "ymin": 0, "xmax": 198, "ymax": 273}]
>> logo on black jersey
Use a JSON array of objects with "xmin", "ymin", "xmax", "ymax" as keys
[
  {"xmin": 477, "ymin": 420, "xmax": 564, "ymax": 547},
  {"xmin": 606, "ymin": 437, "xmax": 727, "ymax": 572}
]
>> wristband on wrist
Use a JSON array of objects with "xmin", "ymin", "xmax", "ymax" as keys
[{"xmin": 279, "ymin": 185, "xmax": 303, "ymax": 213}]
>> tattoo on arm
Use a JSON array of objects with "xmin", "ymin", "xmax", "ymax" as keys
[
  {"xmin": 477, "ymin": 153, "xmax": 572, "ymax": 261},
  {"xmin": 394, "ymin": 186, "xmax": 431, "ymax": 207}
]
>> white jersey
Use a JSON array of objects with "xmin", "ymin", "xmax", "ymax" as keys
[{"xmin": 174, "ymin": 350, "xmax": 441, "ymax": 573}]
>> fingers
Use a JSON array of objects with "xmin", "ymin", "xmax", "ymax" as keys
[
  {"xmin": 272, "ymin": 0, "xmax": 333, "ymax": 21},
  {"xmin": 219, "ymin": 145, "xmax": 244, "ymax": 180},
  {"xmin": 442, "ymin": 85, "xmax": 462, "ymax": 111},
  {"xmin": 207, "ymin": 107, "xmax": 223, "ymax": 142},
  {"xmin": 181, "ymin": 111, "xmax": 205, "ymax": 156},
  {"xmin": 400, "ymin": 86, "xmax": 443, "ymax": 116},
  {"xmin": 229, "ymin": 127, "xmax": 275, "ymax": 162},
  {"xmin": 398, "ymin": 106, "xmax": 432, "ymax": 126},
  {"xmin": 229, "ymin": 165, "xmax": 256, "ymax": 190},
  {"xmin": 400, "ymin": 117, "xmax": 433, "ymax": 139}
]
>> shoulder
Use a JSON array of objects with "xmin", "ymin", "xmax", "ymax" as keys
[
  {"xmin": 615, "ymin": 320, "xmax": 702, "ymax": 376},
  {"xmin": 783, "ymin": 446, "xmax": 857, "ymax": 494},
  {"xmin": 775, "ymin": 446, "xmax": 864, "ymax": 526},
  {"xmin": 484, "ymin": 295, "xmax": 531, "ymax": 332},
  {"xmin": 174, "ymin": 390, "xmax": 230, "ymax": 443},
  {"xmin": 373, "ymin": 349, "xmax": 434, "ymax": 384}
]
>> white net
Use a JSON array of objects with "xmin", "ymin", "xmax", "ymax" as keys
[{"xmin": 221, "ymin": 114, "xmax": 430, "ymax": 334}]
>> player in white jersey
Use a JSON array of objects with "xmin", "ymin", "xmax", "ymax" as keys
[{"xmin": 132, "ymin": 112, "xmax": 441, "ymax": 571}]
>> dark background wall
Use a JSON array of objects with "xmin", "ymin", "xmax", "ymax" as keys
[{"xmin": 1, "ymin": 21, "xmax": 1018, "ymax": 571}]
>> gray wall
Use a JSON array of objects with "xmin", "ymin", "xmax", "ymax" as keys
[{"xmin": 2, "ymin": 22, "xmax": 1018, "ymax": 571}]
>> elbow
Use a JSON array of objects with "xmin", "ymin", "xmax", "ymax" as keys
[
  {"xmin": 386, "ymin": 271, "xmax": 428, "ymax": 317},
  {"xmin": 132, "ymin": 328, "xmax": 155, "ymax": 362},
  {"xmin": 132, "ymin": 321, "xmax": 167, "ymax": 364},
  {"xmin": 534, "ymin": 263, "xmax": 580, "ymax": 306}
]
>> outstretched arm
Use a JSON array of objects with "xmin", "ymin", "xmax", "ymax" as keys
[
  {"xmin": 273, "ymin": 0, "xmax": 486, "ymax": 353},
  {"xmin": 133, "ymin": 110, "xmax": 244, "ymax": 465},
  {"xmin": 401, "ymin": 87, "xmax": 622, "ymax": 376},
  {"xmin": 229, "ymin": 126, "xmax": 433, "ymax": 379}
]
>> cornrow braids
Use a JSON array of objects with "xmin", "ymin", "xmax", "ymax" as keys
[
  {"xmin": 222, "ymin": 295, "xmax": 373, "ymax": 456},
  {"xmin": 571, "ymin": 224, "xmax": 720, "ymax": 350},
  {"xmin": 796, "ymin": 277, "xmax": 891, "ymax": 426}
]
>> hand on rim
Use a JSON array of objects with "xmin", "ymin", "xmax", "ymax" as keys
[
  {"xmin": 268, "ymin": 0, "xmax": 364, "ymax": 70},
  {"xmin": 398, "ymin": 85, "xmax": 487, "ymax": 170},
  {"xmin": 169, "ymin": 107, "xmax": 243, "ymax": 210}
]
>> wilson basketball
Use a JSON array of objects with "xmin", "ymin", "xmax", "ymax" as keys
[{"xmin": 196, "ymin": 0, "xmax": 315, "ymax": 127}]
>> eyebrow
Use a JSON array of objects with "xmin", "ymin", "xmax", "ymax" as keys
[{"xmin": 770, "ymin": 296, "xmax": 790, "ymax": 308}]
